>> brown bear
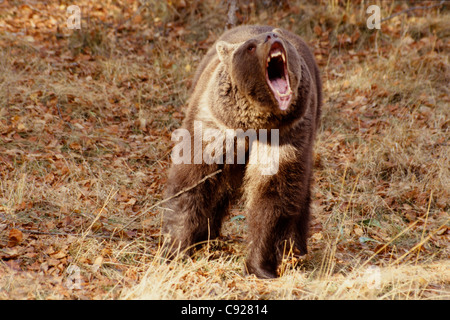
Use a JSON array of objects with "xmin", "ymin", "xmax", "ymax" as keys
[{"xmin": 162, "ymin": 25, "xmax": 322, "ymax": 279}]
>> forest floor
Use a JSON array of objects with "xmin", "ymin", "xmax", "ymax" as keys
[{"xmin": 0, "ymin": 1, "xmax": 449, "ymax": 299}]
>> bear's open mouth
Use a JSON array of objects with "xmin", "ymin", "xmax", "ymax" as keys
[{"xmin": 266, "ymin": 41, "xmax": 292, "ymax": 111}]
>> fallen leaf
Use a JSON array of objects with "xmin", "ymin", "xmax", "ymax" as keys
[
  {"xmin": 314, "ymin": 25, "xmax": 322, "ymax": 36},
  {"xmin": 101, "ymin": 248, "xmax": 112, "ymax": 257},
  {"xmin": 69, "ymin": 142, "xmax": 82, "ymax": 150},
  {"xmin": 50, "ymin": 250, "xmax": 67, "ymax": 260},
  {"xmin": 92, "ymin": 255, "xmax": 103, "ymax": 272},
  {"xmin": 17, "ymin": 123, "xmax": 28, "ymax": 132},
  {"xmin": 353, "ymin": 226, "xmax": 364, "ymax": 236},
  {"xmin": 0, "ymin": 247, "xmax": 20, "ymax": 259},
  {"xmin": 8, "ymin": 228, "xmax": 23, "ymax": 246},
  {"xmin": 373, "ymin": 244, "xmax": 390, "ymax": 255},
  {"xmin": 126, "ymin": 198, "xmax": 137, "ymax": 206}
]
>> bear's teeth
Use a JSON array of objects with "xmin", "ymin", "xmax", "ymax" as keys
[
  {"xmin": 277, "ymin": 88, "xmax": 292, "ymax": 97},
  {"xmin": 267, "ymin": 50, "xmax": 285, "ymax": 65},
  {"xmin": 270, "ymin": 51, "xmax": 282, "ymax": 59},
  {"xmin": 267, "ymin": 51, "xmax": 286, "ymax": 63}
]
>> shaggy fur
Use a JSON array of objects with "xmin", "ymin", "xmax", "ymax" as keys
[{"xmin": 162, "ymin": 25, "xmax": 322, "ymax": 279}]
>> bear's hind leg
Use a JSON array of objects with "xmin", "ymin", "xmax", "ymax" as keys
[{"xmin": 162, "ymin": 164, "xmax": 237, "ymax": 257}]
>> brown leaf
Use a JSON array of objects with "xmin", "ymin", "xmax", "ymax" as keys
[
  {"xmin": 92, "ymin": 255, "xmax": 103, "ymax": 272},
  {"xmin": 62, "ymin": 216, "xmax": 73, "ymax": 227},
  {"xmin": 50, "ymin": 250, "xmax": 67, "ymax": 260},
  {"xmin": 47, "ymin": 258, "xmax": 60, "ymax": 267},
  {"xmin": 0, "ymin": 247, "xmax": 20, "ymax": 259},
  {"xmin": 101, "ymin": 248, "xmax": 113, "ymax": 257},
  {"xmin": 436, "ymin": 225, "xmax": 449, "ymax": 236},
  {"xmin": 374, "ymin": 244, "xmax": 390, "ymax": 255},
  {"xmin": 314, "ymin": 25, "xmax": 322, "ymax": 36},
  {"xmin": 44, "ymin": 172, "xmax": 55, "ymax": 183},
  {"xmin": 5, "ymin": 259, "xmax": 21, "ymax": 271},
  {"xmin": 8, "ymin": 228, "xmax": 23, "ymax": 246},
  {"xmin": 353, "ymin": 226, "xmax": 364, "ymax": 237},
  {"xmin": 91, "ymin": 220, "xmax": 103, "ymax": 232},
  {"xmin": 126, "ymin": 198, "xmax": 137, "ymax": 206},
  {"xmin": 351, "ymin": 29, "xmax": 360, "ymax": 43},
  {"xmin": 69, "ymin": 142, "xmax": 82, "ymax": 150}
]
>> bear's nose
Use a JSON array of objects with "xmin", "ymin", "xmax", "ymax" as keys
[{"xmin": 265, "ymin": 33, "xmax": 278, "ymax": 43}]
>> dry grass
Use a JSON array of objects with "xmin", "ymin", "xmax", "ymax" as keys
[
  {"xmin": 122, "ymin": 249, "xmax": 450, "ymax": 300},
  {"xmin": 0, "ymin": 1, "xmax": 449, "ymax": 299}
]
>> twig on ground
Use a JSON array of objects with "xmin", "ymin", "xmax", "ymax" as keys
[
  {"xmin": 18, "ymin": 229, "xmax": 127, "ymax": 240},
  {"xmin": 120, "ymin": 169, "xmax": 223, "ymax": 232},
  {"xmin": 381, "ymin": 0, "xmax": 445, "ymax": 23}
]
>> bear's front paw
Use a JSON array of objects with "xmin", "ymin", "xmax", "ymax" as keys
[{"xmin": 244, "ymin": 260, "xmax": 278, "ymax": 279}]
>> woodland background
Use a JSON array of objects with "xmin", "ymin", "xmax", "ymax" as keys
[{"xmin": 0, "ymin": 0, "xmax": 448, "ymax": 299}]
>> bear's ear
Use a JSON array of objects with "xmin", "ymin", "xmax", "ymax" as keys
[
  {"xmin": 272, "ymin": 28, "xmax": 284, "ymax": 36},
  {"xmin": 216, "ymin": 41, "xmax": 239, "ymax": 62}
]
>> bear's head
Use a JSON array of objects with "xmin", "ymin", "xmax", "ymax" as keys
[{"xmin": 216, "ymin": 29, "xmax": 303, "ymax": 113}]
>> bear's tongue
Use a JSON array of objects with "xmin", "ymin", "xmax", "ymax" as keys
[
  {"xmin": 271, "ymin": 77, "xmax": 288, "ymax": 94},
  {"xmin": 270, "ymin": 78, "xmax": 290, "ymax": 111},
  {"xmin": 266, "ymin": 44, "xmax": 292, "ymax": 111}
]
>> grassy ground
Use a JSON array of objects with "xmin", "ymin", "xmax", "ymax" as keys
[{"xmin": 0, "ymin": 1, "xmax": 449, "ymax": 299}]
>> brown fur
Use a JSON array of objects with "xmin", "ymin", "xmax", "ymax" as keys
[{"xmin": 162, "ymin": 25, "xmax": 322, "ymax": 278}]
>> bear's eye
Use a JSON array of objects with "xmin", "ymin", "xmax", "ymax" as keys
[{"xmin": 247, "ymin": 44, "xmax": 256, "ymax": 53}]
